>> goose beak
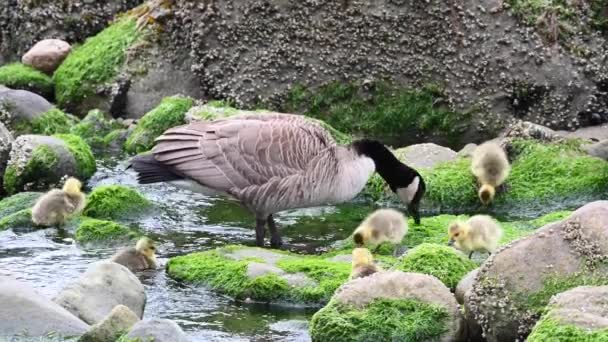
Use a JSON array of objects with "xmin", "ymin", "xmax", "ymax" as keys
[{"xmin": 447, "ymin": 239, "xmax": 455, "ymax": 246}]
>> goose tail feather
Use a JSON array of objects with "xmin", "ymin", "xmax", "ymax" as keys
[{"xmin": 127, "ymin": 153, "xmax": 182, "ymax": 184}]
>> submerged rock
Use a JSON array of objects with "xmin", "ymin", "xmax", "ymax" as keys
[
  {"xmin": 3, "ymin": 134, "xmax": 95, "ymax": 194},
  {"xmin": 54, "ymin": 261, "xmax": 146, "ymax": 325},
  {"xmin": 527, "ymin": 286, "xmax": 608, "ymax": 341},
  {"xmin": 0, "ymin": 276, "xmax": 89, "ymax": 338},
  {"xmin": 78, "ymin": 304, "xmax": 140, "ymax": 342},
  {"xmin": 167, "ymin": 245, "xmax": 350, "ymax": 306},
  {"xmin": 464, "ymin": 201, "xmax": 608, "ymax": 341},
  {"xmin": 124, "ymin": 318, "xmax": 190, "ymax": 342},
  {"xmin": 22, "ymin": 39, "xmax": 72, "ymax": 75},
  {"xmin": 309, "ymin": 271, "xmax": 465, "ymax": 342}
]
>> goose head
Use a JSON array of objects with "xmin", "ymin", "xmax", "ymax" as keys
[{"xmin": 352, "ymin": 139, "xmax": 426, "ymax": 224}]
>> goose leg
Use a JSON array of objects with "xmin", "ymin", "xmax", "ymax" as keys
[
  {"xmin": 267, "ymin": 214, "xmax": 283, "ymax": 248},
  {"xmin": 255, "ymin": 218, "xmax": 266, "ymax": 247}
]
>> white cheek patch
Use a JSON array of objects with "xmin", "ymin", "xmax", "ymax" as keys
[{"xmin": 396, "ymin": 176, "xmax": 419, "ymax": 204}]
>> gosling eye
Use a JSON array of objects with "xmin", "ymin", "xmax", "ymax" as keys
[
  {"xmin": 149, "ymin": 246, "xmax": 156, "ymax": 251},
  {"xmin": 454, "ymin": 233, "xmax": 460, "ymax": 238}
]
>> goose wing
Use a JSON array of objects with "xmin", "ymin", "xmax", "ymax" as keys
[{"xmin": 151, "ymin": 113, "xmax": 337, "ymax": 192}]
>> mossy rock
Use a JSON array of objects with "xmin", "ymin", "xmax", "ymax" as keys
[
  {"xmin": 0, "ymin": 208, "xmax": 32, "ymax": 230},
  {"xmin": 53, "ymin": 18, "xmax": 140, "ymax": 112},
  {"xmin": 10, "ymin": 108, "xmax": 78, "ymax": 137},
  {"xmin": 0, "ymin": 191, "xmax": 41, "ymax": 217},
  {"xmin": 396, "ymin": 243, "xmax": 477, "ymax": 289},
  {"xmin": 124, "ymin": 95, "xmax": 194, "ymax": 154},
  {"xmin": 167, "ymin": 245, "xmax": 351, "ymax": 306},
  {"xmin": 53, "ymin": 134, "xmax": 96, "ymax": 179},
  {"xmin": 69, "ymin": 109, "xmax": 122, "ymax": 150},
  {"xmin": 83, "ymin": 185, "xmax": 151, "ymax": 221},
  {"xmin": 0, "ymin": 63, "xmax": 54, "ymax": 100},
  {"xmin": 75, "ymin": 217, "xmax": 141, "ymax": 243}
]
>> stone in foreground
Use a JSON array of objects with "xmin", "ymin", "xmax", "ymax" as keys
[
  {"xmin": 124, "ymin": 318, "xmax": 190, "ymax": 342},
  {"xmin": 78, "ymin": 304, "xmax": 140, "ymax": 342}
]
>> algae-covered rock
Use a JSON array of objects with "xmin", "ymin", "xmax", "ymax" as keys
[
  {"xmin": 54, "ymin": 261, "xmax": 146, "ymax": 325},
  {"xmin": 527, "ymin": 286, "xmax": 608, "ymax": 341},
  {"xmin": 464, "ymin": 201, "xmax": 608, "ymax": 341},
  {"xmin": 167, "ymin": 245, "xmax": 351, "ymax": 306},
  {"xmin": 83, "ymin": 185, "xmax": 150, "ymax": 220},
  {"xmin": 2, "ymin": 134, "xmax": 94, "ymax": 194},
  {"xmin": 8, "ymin": 108, "xmax": 78, "ymax": 137},
  {"xmin": 0, "ymin": 191, "xmax": 41, "ymax": 217},
  {"xmin": 0, "ymin": 87, "xmax": 54, "ymax": 135},
  {"xmin": 397, "ymin": 243, "xmax": 477, "ymax": 289},
  {"xmin": 124, "ymin": 95, "xmax": 194, "ymax": 154},
  {"xmin": 0, "ymin": 208, "xmax": 32, "ymax": 230},
  {"xmin": 0, "ymin": 63, "xmax": 54, "ymax": 100},
  {"xmin": 75, "ymin": 218, "xmax": 141, "ymax": 244},
  {"xmin": 70, "ymin": 109, "xmax": 122, "ymax": 150},
  {"xmin": 309, "ymin": 271, "xmax": 464, "ymax": 342}
]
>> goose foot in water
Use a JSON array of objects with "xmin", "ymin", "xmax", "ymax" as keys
[{"xmin": 255, "ymin": 215, "xmax": 283, "ymax": 248}]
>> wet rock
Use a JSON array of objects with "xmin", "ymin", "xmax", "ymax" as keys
[
  {"xmin": 78, "ymin": 304, "xmax": 140, "ymax": 342},
  {"xmin": 527, "ymin": 286, "xmax": 608, "ymax": 341},
  {"xmin": 54, "ymin": 261, "xmax": 146, "ymax": 325},
  {"xmin": 310, "ymin": 271, "xmax": 465, "ymax": 341},
  {"xmin": 3, "ymin": 134, "xmax": 95, "ymax": 194},
  {"xmin": 0, "ymin": 87, "xmax": 53, "ymax": 134},
  {"xmin": 22, "ymin": 39, "xmax": 71, "ymax": 74},
  {"xmin": 0, "ymin": 276, "xmax": 89, "ymax": 338},
  {"xmin": 465, "ymin": 201, "xmax": 608, "ymax": 341},
  {"xmin": 394, "ymin": 143, "xmax": 457, "ymax": 169},
  {"xmin": 455, "ymin": 268, "xmax": 478, "ymax": 305},
  {"xmin": 583, "ymin": 139, "xmax": 608, "ymax": 161},
  {"xmin": 167, "ymin": 245, "xmax": 349, "ymax": 306},
  {"xmin": 125, "ymin": 318, "xmax": 190, "ymax": 342}
]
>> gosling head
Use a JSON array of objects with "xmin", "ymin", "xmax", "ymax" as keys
[
  {"xmin": 63, "ymin": 177, "xmax": 83, "ymax": 196},
  {"xmin": 352, "ymin": 223, "xmax": 375, "ymax": 247},
  {"xmin": 352, "ymin": 247, "xmax": 374, "ymax": 268},
  {"xmin": 135, "ymin": 237, "xmax": 157, "ymax": 265},
  {"xmin": 478, "ymin": 184, "xmax": 495, "ymax": 205},
  {"xmin": 447, "ymin": 221, "xmax": 470, "ymax": 247}
]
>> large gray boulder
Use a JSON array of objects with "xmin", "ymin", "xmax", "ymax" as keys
[
  {"xmin": 78, "ymin": 305, "xmax": 140, "ymax": 342},
  {"xmin": 54, "ymin": 261, "xmax": 146, "ymax": 325},
  {"xmin": 125, "ymin": 318, "xmax": 190, "ymax": 342},
  {"xmin": 465, "ymin": 201, "xmax": 608, "ymax": 342},
  {"xmin": 0, "ymin": 276, "xmax": 89, "ymax": 338},
  {"xmin": 583, "ymin": 139, "xmax": 608, "ymax": 161},
  {"xmin": 0, "ymin": 87, "xmax": 53, "ymax": 132}
]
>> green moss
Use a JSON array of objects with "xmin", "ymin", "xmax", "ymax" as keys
[
  {"xmin": 75, "ymin": 218, "xmax": 140, "ymax": 243},
  {"xmin": 53, "ymin": 18, "xmax": 140, "ymax": 109},
  {"xmin": 283, "ymin": 81, "xmax": 470, "ymax": 145},
  {"xmin": 591, "ymin": 0, "xmax": 608, "ymax": 32},
  {"xmin": 3, "ymin": 145, "xmax": 59, "ymax": 195},
  {"xmin": 309, "ymin": 298, "xmax": 449, "ymax": 342},
  {"xmin": 0, "ymin": 63, "xmax": 54, "ymax": 98},
  {"xmin": 527, "ymin": 317, "xmax": 608, "ymax": 342},
  {"xmin": 83, "ymin": 185, "xmax": 150, "ymax": 220},
  {"xmin": 70, "ymin": 109, "xmax": 121, "ymax": 149},
  {"xmin": 124, "ymin": 95, "xmax": 193, "ymax": 154},
  {"xmin": 53, "ymin": 134, "xmax": 96, "ymax": 178},
  {"xmin": 102, "ymin": 129, "xmax": 127, "ymax": 147},
  {"xmin": 167, "ymin": 245, "xmax": 350, "ymax": 305},
  {"xmin": 0, "ymin": 192, "xmax": 41, "ymax": 217},
  {"xmin": 507, "ymin": 0, "xmax": 573, "ymax": 25},
  {"xmin": 397, "ymin": 243, "xmax": 477, "ymax": 289},
  {"xmin": 0, "ymin": 208, "xmax": 32, "ymax": 230}
]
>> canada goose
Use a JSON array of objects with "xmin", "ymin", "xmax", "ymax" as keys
[
  {"xmin": 350, "ymin": 247, "xmax": 382, "ymax": 280},
  {"xmin": 111, "ymin": 237, "xmax": 157, "ymax": 272},
  {"xmin": 128, "ymin": 113, "xmax": 425, "ymax": 247},
  {"xmin": 471, "ymin": 141, "xmax": 510, "ymax": 205},
  {"xmin": 352, "ymin": 208, "xmax": 408, "ymax": 255},
  {"xmin": 31, "ymin": 177, "xmax": 86, "ymax": 227},
  {"xmin": 447, "ymin": 215, "xmax": 503, "ymax": 259}
]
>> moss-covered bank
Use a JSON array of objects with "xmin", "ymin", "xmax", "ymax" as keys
[
  {"xmin": 75, "ymin": 218, "xmax": 141, "ymax": 243},
  {"xmin": 124, "ymin": 95, "xmax": 194, "ymax": 154},
  {"xmin": 309, "ymin": 297, "xmax": 449, "ymax": 342},
  {"xmin": 0, "ymin": 191, "xmax": 41, "ymax": 217},
  {"xmin": 83, "ymin": 185, "xmax": 151, "ymax": 220},
  {"xmin": 0, "ymin": 63, "xmax": 54, "ymax": 99},
  {"xmin": 527, "ymin": 317, "xmax": 608, "ymax": 342},
  {"xmin": 10, "ymin": 108, "xmax": 77, "ymax": 137},
  {"xmin": 167, "ymin": 245, "xmax": 351, "ymax": 305}
]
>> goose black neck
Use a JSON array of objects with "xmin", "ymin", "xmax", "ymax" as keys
[{"xmin": 352, "ymin": 139, "xmax": 418, "ymax": 191}]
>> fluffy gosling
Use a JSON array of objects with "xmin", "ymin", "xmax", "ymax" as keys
[
  {"xmin": 111, "ymin": 237, "xmax": 157, "ymax": 273},
  {"xmin": 352, "ymin": 208, "xmax": 408, "ymax": 255},
  {"xmin": 471, "ymin": 141, "xmax": 510, "ymax": 205},
  {"xmin": 31, "ymin": 177, "xmax": 86, "ymax": 227},
  {"xmin": 350, "ymin": 247, "xmax": 382, "ymax": 280},
  {"xmin": 448, "ymin": 215, "xmax": 503, "ymax": 259}
]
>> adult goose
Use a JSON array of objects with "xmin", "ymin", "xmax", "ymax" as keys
[{"xmin": 128, "ymin": 113, "xmax": 425, "ymax": 248}]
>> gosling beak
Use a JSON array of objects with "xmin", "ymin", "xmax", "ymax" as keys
[{"xmin": 447, "ymin": 239, "xmax": 455, "ymax": 246}]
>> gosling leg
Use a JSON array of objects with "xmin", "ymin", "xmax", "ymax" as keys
[
  {"xmin": 267, "ymin": 214, "xmax": 283, "ymax": 248},
  {"xmin": 468, "ymin": 251, "xmax": 474, "ymax": 259},
  {"xmin": 255, "ymin": 218, "xmax": 266, "ymax": 247}
]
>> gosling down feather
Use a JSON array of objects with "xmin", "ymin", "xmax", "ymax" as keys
[
  {"xmin": 471, "ymin": 141, "xmax": 510, "ymax": 205},
  {"xmin": 31, "ymin": 177, "xmax": 86, "ymax": 227},
  {"xmin": 350, "ymin": 247, "xmax": 382, "ymax": 280},
  {"xmin": 111, "ymin": 237, "xmax": 157, "ymax": 273},
  {"xmin": 353, "ymin": 208, "xmax": 408, "ymax": 254},
  {"xmin": 128, "ymin": 113, "xmax": 425, "ymax": 247},
  {"xmin": 448, "ymin": 215, "xmax": 503, "ymax": 258}
]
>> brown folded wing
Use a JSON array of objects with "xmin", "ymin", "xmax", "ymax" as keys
[{"xmin": 152, "ymin": 113, "xmax": 336, "ymax": 192}]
